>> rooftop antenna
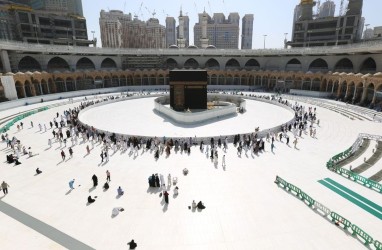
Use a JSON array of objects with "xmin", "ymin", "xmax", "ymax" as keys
[{"xmin": 152, "ymin": 10, "xmax": 156, "ymax": 18}]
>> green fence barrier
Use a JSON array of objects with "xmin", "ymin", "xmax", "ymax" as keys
[
  {"xmin": 330, "ymin": 211, "xmax": 351, "ymax": 230},
  {"xmin": 274, "ymin": 175, "xmax": 288, "ymax": 189},
  {"xmin": 0, "ymin": 106, "xmax": 49, "ymax": 133},
  {"xmin": 300, "ymin": 191, "xmax": 315, "ymax": 207},
  {"xmin": 353, "ymin": 174, "xmax": 371, "ymax": 187},
  {"xmin": 369, "ymin": 180, "xmax": 382, "ymax": 193},
  {"xmin": 351, "ymin": 224, "xmax": 373, "ymax": 246},
  {"xmin": 375, "ymin": 240, "xmax": 382, "ymax": 250},
  {"xmin": 287, "ymin": 183, "xmax": 302, "ymax": 198}
]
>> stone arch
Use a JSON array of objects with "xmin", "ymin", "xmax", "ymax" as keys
[
  {"xmin": 338, "ymin": 81, "xmax": 347, "ymax": 98},
  {"xmin": 94, "ymin": 76, "xmax": 103, "ymax": 88},
  {"xmin": 41, "ymin": 79, "xmax": 49, "ymax": 95},
  {"xmin": 308, "ymin": 58, "xmax": 328, "ymax": 72},
  {"xmin": 302, "ymin": 78, "xmax": 311, "ymax": 90},
  {"xmin": 104, "ymin": 75, "xmax": 112, "ymax": 88},
  {"xmin": 48, "ymin": 78, "xmax": 56, "ymax": 93},
  {"xmin": 66, "ymin": 77, "xmax": 75, "ymax": 91},
  {"xmin": 32, "ymin": 79, "xmax": 42, "ymax": 96},
  {"xmin": 327, "ymin": 80, "xmax": 333, "ymax": 92},
  {"xmin": 244, "ymin": 59, "xmax": 260, "ymax": 70},
  {"xmin": 364, "ymin": 82, "xmax": 375, "ymax": 104},
  {"xmin": 311, "ymin": 78, "xmax": 321, "ymax": 91},
  {"xmin": 76, "ymin": 57, "xmax": 95, "ymax": 70},
  {"xmin": 353, "ymin": 82, "xmax": 363, "ymax": 103},
  {"xmin": 112, "ymin": 75, "xmax": 119, "ymax": 86},
  {"xmin": 164, "ymin": 58, "xmax": 178, "ymax": 69},
  {"xmin": 15, "ymin": 81, "xmax": 25, "ymax": 98},
  {"xmin": 285, "ymin": 58, "xmax": 302, "ymax": 71},
  {"xmin": 360, "ymin": 58, "xmax": 377, "ymax": 74},
  {"xmin": 184, "ymin": 58, "xmax": 199, "ymax": 69},
  {"xmin": 24, "ymin": 80, "xmax": 34, "ymax": 97},
  {"xmin": 55, "ymin": 77, "xmax": 66, "ymax": 92},
  {"xmin": 18, "ymin": 56, "xmax": 42, "ymax": 72},
  {"xmin": 158, "ymin": 74, "xmax": 165, "ymax": 85},
  {"xmin": 101, "ymin": 58, "xmax": 117, "ymax": 69},
  {"xmin": 218, "ymin": 74, "xmax": 225, "ymax": 85},
  {"xmin": 47, "ymin": 57, "xmax": 70, "ymax": 72},
  {"xmin": 210, "ymin": 74, "xmax": 218, "ymax": 85},
  {"xmin": 205, "ymin": 59, "xmax": 220, "ymax": 69},
  {"xmin": 225, "ymin": 59, "xmax": 240, "ymax": 70},
  {"xmin": 346, "ymin": 82, "xmax": 355, "ymax": 101},
  {"xmin": 334, "ymin": 58, "xmax": 354, "ymax": 73}
]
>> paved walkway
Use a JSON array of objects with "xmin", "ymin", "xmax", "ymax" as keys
[{"xmin": 0, "ymin": 93, "xmax": 381, "ymax": 249}]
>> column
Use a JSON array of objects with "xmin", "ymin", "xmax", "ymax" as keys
[
  {"xmin": 360, "ymin": 81, "xmax": 368, "ymax": 103},
  {"xmin": 64, "ymin": 80, "xmax": 68, "ymax": 92},
  {"xmin": 344, "ymin": 85, "xmax": 350, "ymax": 99},
  {"xmin": 352, "ymin": 86, "xmax": 357, "ymax": 101},
  {"xmin": 22, "ymin": 85, "xmax": 27, "ymax": 98},
  {"xmin": 39, "ymin": 83, "xmax": 43, "ymax": 95},
  {"xmin": 310, "ymin": 79, "xmax": 313, "ymax": 91},
  {"xmin": 73, "ymin": 79, "xmax": 77, "ymax": 91},
  {"xmin": 0, "ymin": 50, "xmax": 11, "ymax": 72}
]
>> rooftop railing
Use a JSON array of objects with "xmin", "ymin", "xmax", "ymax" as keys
[{"xmin": 1, "ymin": 39, "xmax": 382, "ymax": 57}]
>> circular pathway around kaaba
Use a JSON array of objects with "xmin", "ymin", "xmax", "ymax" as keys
[{"xmin": 79, "ymin": 96, "xmax": 294, "ymax": 137}]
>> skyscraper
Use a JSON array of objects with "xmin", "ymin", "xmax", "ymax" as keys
[
  {"xmin": 241, "ymin": 14, "xmax": 253, "ymax": 49},
  {"xmin": 319, "ymin": 0, "xmax": 335, "ymax": 18},
  {"xmin": 15, "ymin": 0, "xmax": 83, "ymax": 16},
  {"xmin": 99, "ymin": 10, "xmax": 127, "ymax": 48},
  {"xmin": 165, "ymin": 16, "xmax": 176, "ymax": 47},
  {"xmin": 100, "ymin": 10, "xmax": 166, "ymax": 49},
  {"xmin": 194, "ymin": 11, "xmax": 240, "ymax": 49}
]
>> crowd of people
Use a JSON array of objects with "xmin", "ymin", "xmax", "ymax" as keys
[{"xmin": 0, "ymin": 91, "xmax": 321, "ymax": 248}]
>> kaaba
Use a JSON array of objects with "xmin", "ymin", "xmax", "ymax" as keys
[{"xmin": 169, "ymin": 70, "xmax": 207, "ymax": 111}]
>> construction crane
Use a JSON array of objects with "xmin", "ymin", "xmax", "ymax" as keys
[
  {"xmin": 339, "ymin": 0, "xmax": 346, "ymax": 16},
  {"xmin": 315, "ymin": 0, "xmax": 321, "ymax": 17}
]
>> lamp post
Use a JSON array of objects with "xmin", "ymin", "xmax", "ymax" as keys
[
  {"xmin": 307, "ymin": 30, "xmax": 312, "ymax": 47},
  {"xmin": 34, "ymin": 24, "xmax": 39, "ymax": 44},
  {"xmin": 91, "ymin": 30, "xmax": 95, "ymax": 40},
  {"xmin": 284, "ymin": 33, "xmax": 288, "ymax": 48},
  {"xmin": 263, "ymin": 34, "xmax": 267, "ymax": 49}
]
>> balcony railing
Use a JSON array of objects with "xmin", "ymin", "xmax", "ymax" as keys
[{"xmin": 0, "ymin": 39, "xmax": 381, "ymax": 57}]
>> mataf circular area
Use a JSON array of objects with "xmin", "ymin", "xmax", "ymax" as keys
[
  {"xmin": 0, "ymin": 92, "xmax": 382, "ymax": 250},
  {"xmin": 78, "ymin": 96, "xmax": 294, "ymax": 138}
]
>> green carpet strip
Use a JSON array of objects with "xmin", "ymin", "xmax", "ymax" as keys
[
  {"xmin": 318, "ymin": 179, "xmax": 382, "ymax": 220},
  {"xmin": 324, "ymin": 178, "xmax": 382, "ymax": 213}
]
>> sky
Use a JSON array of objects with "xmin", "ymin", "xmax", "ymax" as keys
[{"xmin": 82, "ymin": 0, "xmax": 382, "ymax": 49}]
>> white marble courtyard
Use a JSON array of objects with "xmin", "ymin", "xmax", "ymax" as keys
[{"xmin": 0, "ymin": 93, "xmax": 381, "ymax": 250}]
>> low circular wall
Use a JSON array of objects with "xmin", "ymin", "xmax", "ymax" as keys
[{"xmin": 77, "ymin": 94, "xmax": 296, "ymax": 143}]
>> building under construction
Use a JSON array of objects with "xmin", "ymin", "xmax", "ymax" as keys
[{"xmin": 288, "ymin": 0, "xmax": 364, "ymax": 47}]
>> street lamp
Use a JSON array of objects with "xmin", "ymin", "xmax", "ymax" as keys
[
  {"xmin": 284, "ymin": 33, "xmax": 288, "ymax": 48},
  {"xmin": 91, "ymin": 30, "xmax": 95, "ymax": 40},
  {"xmin": 263, "ymin": 34, "xmax": 267, "ymax": 49},
  {"xmin": 34, "ymin": 24, "xmax": 39, "ymax": 44}
]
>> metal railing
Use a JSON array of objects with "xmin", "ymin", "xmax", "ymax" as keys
[{"xmin": 1, "ymin": 39, "xmax": 382, "ymax": 56}]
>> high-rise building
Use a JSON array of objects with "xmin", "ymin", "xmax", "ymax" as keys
[
  {"xmin": 15, "ymin": 0, "xmax": 83, "ymax": 16},
  {"xmin": 100, "ymin": 10, "xmax": 166, "ymax": 49},
  {"xmin": 99, "ymin": 10, "xmax": 127, "ymax": 48},
  {"xmin": 241, "ymin": 14, "xmax": 253, "ymax": 49},
  {"xmin": 289, "ymin": 0, "xmax": 364, "ymax": 47},
  {"xmin": 319, "ymin": 0, "xmax": 335, "ymax": 18},
  {"xmin": 194, "ymin": 11, "xmax": 240, "ymax": 49},
  {"xmin": 363, "ymin": 28, "xmax": 374, "ymax": 39},
  {"xmin": 165, "ymin": 16, "xmax": 176, "ymax": 47},
  {"xmin": 0, "ymin": 1, "xmax": 91, "ymax": 46}
]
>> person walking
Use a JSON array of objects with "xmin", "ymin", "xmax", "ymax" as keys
[
  {"xmin": 293, "ymin": 138, "xmax": 298, "ymax": 149},
  {"xmin": 86, "ymin": 145, "xmax": 90, "ymax": 154},
  {"xmin": 48, "ymin": 138, "xmax": 52, "ymax": 148},
  {"xmin": 1, "ymin": 181, "xmax": 10, "ymax": 195},
  {"xmin": 69, "ymin": 179, "xmax": 75, "ymax": 189},
  {"xmin": 106, "ymin": 170, "xmax": 111, "ymax": 182},
  {"xmin": 69, "ymin": 147, "xmax": 73, "ymax": 158},
  {"xmin": 222, "ymin": 154, "xmax": 226, "ymax": 167},
  {"xmin": 163, "ymin": 190, "xmax": 169, "ymax": 204},
  {"xmin": 92, "ymin": 174, "xmax": 98, "ymax": 187},
  {"xmin": 271, "ymin": 142, "xmax": 275, "ymax": 153},
  {"xmin": 61, "ymin": 150, "xmax": 66, "ymax": 161},
  {"xmin": 100, "ymin": 151, "xmax": 104, "ymax": 163}
]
